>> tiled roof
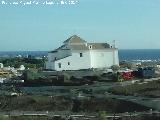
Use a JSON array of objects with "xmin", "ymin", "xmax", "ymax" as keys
[
  {"xmin": 87, "ymin": 43, "xmax": 110, "ymax": 49},
  {"xmin": 49, "ymin": 35, "xmax": 112, "ymax": 52},
  {"xmin": 63, "ymin": 35, "xmax": 87, "ymax": 44},
  {"xmin": 70, "ymin": 45, "xmax": 89, "ymax": 50}
]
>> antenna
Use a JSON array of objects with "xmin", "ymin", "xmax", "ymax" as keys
[{"xmin": 113, "ymin": 40, "xmax": 116, "ymax": 48}]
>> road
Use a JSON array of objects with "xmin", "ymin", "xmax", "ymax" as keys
[{"xmin": 0, "ymin": 110, "xmax": 160, "ymax": 118}]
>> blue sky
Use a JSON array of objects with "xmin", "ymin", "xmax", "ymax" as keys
[{"xmin": 0, "ymin": 0, "xmax": 160, "ymax": 51}]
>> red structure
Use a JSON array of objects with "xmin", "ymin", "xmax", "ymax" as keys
[{"xmin": 121, "ymin": 70, "xmax": 134, "ymax": 80}]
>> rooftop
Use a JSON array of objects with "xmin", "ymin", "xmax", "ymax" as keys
[
  {"xmin": 50, "ymin": 35, "xmax": 113, "ymax": 52},
  {"xmin": 63, "ymin": 35, "xmax": 87, "ymax": 44}
]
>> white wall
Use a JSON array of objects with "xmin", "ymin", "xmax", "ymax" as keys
[
  {"xmin": 48, "ymin": 53, "xmax": 56, "ymax": 62},
  {"xmin": 57, "ymin": 49, "xmax": 72, "ymax": 59},
  {"xmin": 113, "ymin": 49, "xmax": 119, "ymax": 65},
  {"xmin": 46, "ymin": 48, "xmax": 119, "ymax": 71},
  {"xmin": 54, "ymin": 50, "xmax": 91, "ymax": 71},
  {"xmin": 45, "ymin": 61, "xmax": 55, "ymax": 70},
  {"xmin": 46, "ymin": 49, "xmax": 72, "ymax": 70},
  {"xmin": 46, "ymin": 53, "xmax": 56, "ymax": 70},
  {"xmin": 48, "ymin": 49, "xmax": 71, "ymax": 62},
  {"xmin": 90, "ymin": 49, "xmax": 119, "ymax": 68}
]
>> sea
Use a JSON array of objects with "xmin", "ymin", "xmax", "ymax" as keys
[
  {"xmin": 119, "ymin": 49, "xmax": 160, "ymax": 61},
  {"xmin": 0, "ymin": 49, "xmax": 160, "ymax": 61}
]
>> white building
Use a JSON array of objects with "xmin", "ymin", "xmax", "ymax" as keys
[
  {"xmin": 45, "ymin": 35, "xmax": 119, "ymax": 71},
  {"xmin": 0, "ymin": 63, "xmax": 3, "ymax": 69},
  {"xmin": 18, "ymin": 65, "xmax": 25, "ymax": 71}
]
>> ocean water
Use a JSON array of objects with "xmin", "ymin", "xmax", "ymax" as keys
[
  {"xmin": 0, "ymin": 51, "xmax": 48, "ymax": 58},
  {"xmin": 119, "ymin": 49, "xmax": 160, "ymax": 61},
  {"xmin": 0, "ymin": 49, "xmax": 160, "ymax": 61}
]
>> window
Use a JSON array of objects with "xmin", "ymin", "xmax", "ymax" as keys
[
  {"xmin": 68, "ymin": 62, "xmax": 70, "ymax": 65},
  {"xmin": 80, "ymin": 53, "xmax": 83, "ymax": 57},
  {"xmin": 89, "ymin": 45, "xmax": 92, "ymax": 49},
  {"xmin": 58, "ymin": 63, "xmax": 61, "ymax": 68}
]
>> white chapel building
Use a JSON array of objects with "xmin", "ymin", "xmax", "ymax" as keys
[{"xmin": 45, "ymin": 35, "xmax": 119, "ymax": 71}]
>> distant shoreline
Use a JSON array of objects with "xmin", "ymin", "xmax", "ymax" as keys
[{"xmin": 1, "ymin": 49, "xmax": 160, "ymax": 61}]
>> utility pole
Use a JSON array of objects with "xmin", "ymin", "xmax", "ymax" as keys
[{"xmin": 113, "ymin": 40, "xmax": 116, "ymax": 65}]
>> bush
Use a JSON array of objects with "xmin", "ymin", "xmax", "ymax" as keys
[{"xmin": 96, "ymin": 111, "xmax": 107, "ymax": 120}]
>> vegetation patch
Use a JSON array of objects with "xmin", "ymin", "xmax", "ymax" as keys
[
  {"xmin": 108, "ymin": 80, "xmax": 160, "ymax": 97},
  {"xmin": 0, "ymin": 95, "xmax": 150, "ymax": 113}
]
